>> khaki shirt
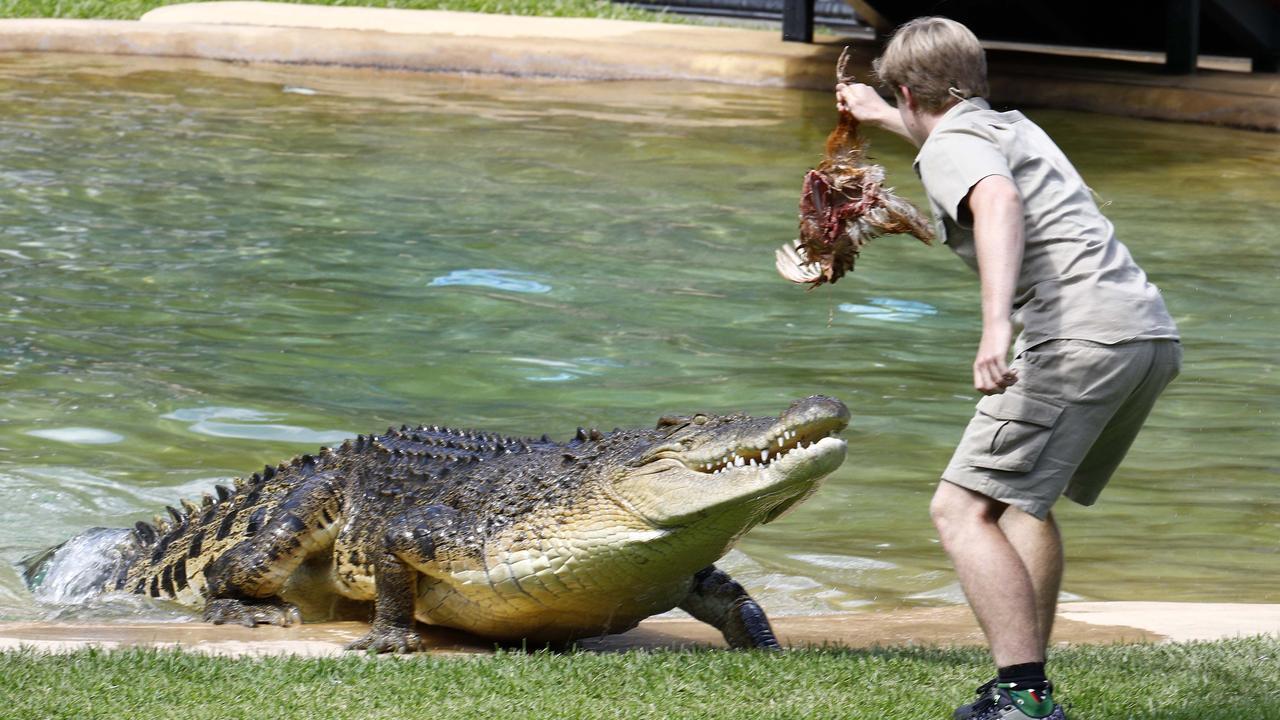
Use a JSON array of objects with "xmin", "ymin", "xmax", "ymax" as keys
[{"xmin": 912, "ymin": 98, "xmax": 1178, "ymax": 353}]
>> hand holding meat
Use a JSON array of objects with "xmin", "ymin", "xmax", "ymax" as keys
[{"xmin": 776, "ymin": 50, "xmax": 934, "ymax": 287}]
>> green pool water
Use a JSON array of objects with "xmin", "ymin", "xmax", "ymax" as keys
[{"xmin": 1, "ymin": 54, "xmax": 1276, "ymax": 621}]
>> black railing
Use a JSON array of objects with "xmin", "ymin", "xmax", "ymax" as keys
[{"xmin": 618, "ymin": 0, "xmax": 864, "ymax": 33}]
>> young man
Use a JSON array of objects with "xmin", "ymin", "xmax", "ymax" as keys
[{"xmin": 811, "ymin": 17, "xmax": 1180, "ymax": 720}]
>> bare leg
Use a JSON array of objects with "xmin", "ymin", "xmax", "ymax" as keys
[
  {"xmin": 1000, "ymin": 508, "xmax": 1063, "ymax": 651},
  {"xmin": 930, "ymin": 480, "xmax": 1042, "ymax": 667}
]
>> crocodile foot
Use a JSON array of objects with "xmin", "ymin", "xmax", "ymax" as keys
[
  {"xmin": 203, "ymin": 598, "xmax": 302, "ymax": 628},
  {"xmin": 346, "ymin": 624, "xmax": 423, "ymax": 654}
]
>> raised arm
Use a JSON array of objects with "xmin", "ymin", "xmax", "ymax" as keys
[{"xmin": 835, "ymin": 83, "xmax": 915, "ymax": 145}]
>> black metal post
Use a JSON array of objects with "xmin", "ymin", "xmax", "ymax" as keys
[
  {"xmin": 1166, "ymin": 0, "xmax": 1201, "ymax": 73},
  {"xmin": 1203, "ymin": 0, "xmax": 1280, "ymax": 73},
  {"xmin": 783, "ymin": 0, "xmax": 816, "ymax": 43}
]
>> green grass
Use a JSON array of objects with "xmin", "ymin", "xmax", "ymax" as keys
[
  {"xmin": 2, "ymin": 636, "xmax": 1278, "ymax": 719},
  {"xmin": 0, "ymin": 0, "xmax": 676, "ymax": 22}
]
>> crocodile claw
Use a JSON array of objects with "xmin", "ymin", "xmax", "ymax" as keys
[
  {"xmin": 203, "ymin": 598, "xmax": 302, "ymax": 628},
  {"xmin": 346, "ymin": 625, "xmax": 423, "ymax": 654}
]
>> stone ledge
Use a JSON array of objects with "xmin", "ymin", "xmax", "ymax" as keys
[{"xmin": 0, "ymin": 2, "xmax": 1275, "ymax": 130}]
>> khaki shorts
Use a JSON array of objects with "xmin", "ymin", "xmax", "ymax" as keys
[{"xmin": 942, "ymin": 339, "xmax": 1182, "ymax": 519}]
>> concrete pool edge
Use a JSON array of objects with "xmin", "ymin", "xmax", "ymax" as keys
[
  {"xmin": 1, "ymin": 602, "xmax": 1276, "ymax": 656},
  {"xmin": 0, "ymin": 1, "xmax": 1274, "ymax": 131}
]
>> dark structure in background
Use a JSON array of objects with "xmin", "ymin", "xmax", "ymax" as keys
[
  {"xmin": 624, "ymin": 0, "xmax": 1280, "ymax": 73},
  {"xmin": 827, "ymin": 0, "xmax": 1278, "ymax": 74},
  {"xmin": 624, "ymin": 0, "xmax": 865, "ymax": 31}
]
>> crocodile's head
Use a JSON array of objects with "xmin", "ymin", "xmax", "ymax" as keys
[{"xmin": 609, "ymin": 395, "xmax": 849, "ymax": 529}]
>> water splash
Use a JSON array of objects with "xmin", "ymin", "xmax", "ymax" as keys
[{"xmin": 20, "ymin": 527, "xmax": 134, "ymax": 605}]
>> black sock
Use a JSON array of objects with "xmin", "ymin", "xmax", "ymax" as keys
[{"xmin": 997, "ymin": 662, "xmax": 1048, "ymax": 688}]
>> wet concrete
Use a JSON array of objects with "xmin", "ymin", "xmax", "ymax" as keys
[
  {"xmin": 0, "ymin": 1, "xmax": 1274, "ymax": 130},
  {"xmin": 3, "ymin": 602, "xmax": 1276, "ymax": 657}
]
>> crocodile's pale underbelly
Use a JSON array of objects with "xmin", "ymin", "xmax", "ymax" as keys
[
  {"xmin": 324, "ymin": 525, "xmax": 726, "ymax": 640},
  {"xmin": 415, "ymin": 570, "xmax": 691, "ymax": 642},
  {"xmin": 429, "ymin": 538, "xmax": 710, "ymax": 640}
]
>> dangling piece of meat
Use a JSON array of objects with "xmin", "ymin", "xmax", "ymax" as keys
[{"xmin": 775, "ymin": 48, "xmax": 934, "ymax": 287}]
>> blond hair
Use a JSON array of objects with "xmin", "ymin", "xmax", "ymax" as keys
[{"xmin": 872, "ymin": 17, "xmax": 988, "ymax": 114}]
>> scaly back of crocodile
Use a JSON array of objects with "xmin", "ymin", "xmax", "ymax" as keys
[{"xmin": 113, "ymin": 424, "xmax": 550, "ymax": 604}]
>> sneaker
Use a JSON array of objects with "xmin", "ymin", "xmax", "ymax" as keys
[
  {"xmin": 953, "ymin": 677, "xmax": 998, "ymax": 720},
  {"xmin": 971, "ymin": 682, "xmax": 1066, "ymax": 720}
]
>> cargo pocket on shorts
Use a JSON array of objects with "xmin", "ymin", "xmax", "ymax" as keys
[{"xmin": 969, "ymin": 393, "xmax": 1064, "ymax": 473}]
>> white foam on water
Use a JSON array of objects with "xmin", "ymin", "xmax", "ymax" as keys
[
  {"xmin": 907, "ymin": 582, "xmax": 968, "ymax": 604},
  {"xmin": 526, "ymin": 372, "xmax": 577, "ymax": 383},
  {"xmin": 511, "ymin": 356, "xmax": 623, "ymax": 383},
  {"xmin": 429, "ymin": 269, "xmax": 552, "ymax": 294},
  {"xmin": 163, "ymin": 406, "xmax": 271, "ymax": 423},
  {"xmin": 789, "ymin": 553, "xmax": 897, "ymax": 572},
  {"xmin": 162, "ymin": 407, "xmax": 351, "ymax": 444},
  {"xmin": 25, "ymin": 427, "xmax": 125, "ymax": 445},
  {"xmin": 837, "ymin": 297, "xmax": 938, "ymax": 323},
  {"xmin": 184, "ymin": 421, "xmax": 352, "ymax": 444}
]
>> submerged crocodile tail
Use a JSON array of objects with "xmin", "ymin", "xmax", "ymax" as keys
[
  {"xmin": 22, "ymin": 527, "xmax": 139, "ymax": 604},
  {"xmin": 18, "ymin": 541, "xmax": 66, "ymax": 590}
]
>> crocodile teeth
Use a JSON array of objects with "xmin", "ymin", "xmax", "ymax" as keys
[{"xmin": 692, "ymin": 426, "xmax": 841, "ymax": 474}]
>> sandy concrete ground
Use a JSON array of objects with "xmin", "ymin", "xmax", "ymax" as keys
[
  {"xmin": 0, "ymin": 1, "xmax": 1274, "ymax": 130},
  {"xmin": 2, "ymin": 602, "xmax": 1276, "ymax": 657}
]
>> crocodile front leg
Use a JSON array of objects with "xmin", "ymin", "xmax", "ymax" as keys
[
  {"xmin": 345, "ymin": 546, "xmax": 422, "ymax": 653},
  {"xmin": 346, "ymin": 504, "xmax": 461, "ymax": 654},
  {"xmin": 201, "ymin": 474, "xmax": 340, "ymax": 627},
  {"xmin": 678, "ymin": 565, "xmax": 781, "ymax": 649}
]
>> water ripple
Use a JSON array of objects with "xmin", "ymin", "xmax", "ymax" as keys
[
  {"xmin": 162, "ymin": 407, "xmax": 352, "ymax": 445},
  {"xmin": 429, "ymin": 269, "xmax": 552, "ymax": 294},
  {"xmin": 24, "ymin": 427, "xmax": 125, "ymax": 445},
  {"xmin": 838, "ymin": 297, "xmax": 939, "ymax": 323}
]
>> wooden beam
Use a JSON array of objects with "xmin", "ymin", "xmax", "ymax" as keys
[{"xmin": 841, "ymin": 0, "xmax": 892, "ymax": 35}]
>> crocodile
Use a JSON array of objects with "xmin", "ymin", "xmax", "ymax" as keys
[{"xmin": 25, "ymin": 396, "xmax": 849, "ymax": 652}]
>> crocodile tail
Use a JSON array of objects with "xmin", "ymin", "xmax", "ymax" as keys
[
  {"xmin": 21, "ymin": 527, "xmax": 139, "ymax": 603},
  {"xmin": 121, "ymin": 451, "xmax": 342, "ymax": 602},
  {"xmin": 18, "ymin": 541, "xmax": 66, "ymax": 590}
]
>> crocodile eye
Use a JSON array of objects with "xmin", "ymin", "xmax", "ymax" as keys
[
  {"xmin": 656, "ymin": 415, "xmax": 688, "ymax": 429},
  {"xmin": 691, "ymin": 414, "xmax": 710, "ymax": 425}
]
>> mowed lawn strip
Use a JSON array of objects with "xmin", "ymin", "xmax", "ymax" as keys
[
  {"xmin": 1, "ymin": 636, "xmax": 1277, "ymax": 719},
  {"xmin": 0, "ymin": 0, "xmax": 678, "ymax": 22}
]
